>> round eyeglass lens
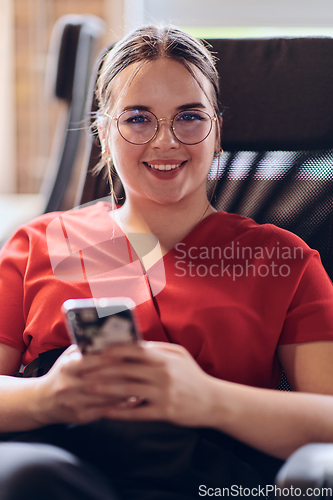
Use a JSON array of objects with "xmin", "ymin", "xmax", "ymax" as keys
[
  {"xmin": 117, "ymin": 109, "xmax": 214, "ymax": 145},
  {"xmin": 172, "ymin": 110, "xmax": 213, "ymax": 145},
  {"xmin": 117, "ymin": 110, "xmax": 157, "ymax": 145}
]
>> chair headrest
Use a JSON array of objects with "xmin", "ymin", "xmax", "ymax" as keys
[{"xmin": 208, "ymin": 37, "xmax": 333, "ymax": 150}]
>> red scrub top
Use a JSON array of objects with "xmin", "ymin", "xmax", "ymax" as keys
[{"xmin": 0, "ymin": 201, "xmax": 333, "ymax": 388}]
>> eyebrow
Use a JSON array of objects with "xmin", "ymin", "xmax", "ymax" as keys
[
  {"xmin": 122, "ymin": 105, "xmax": 153, "ymax": 112},
  {"xmin": 176, "ymin": 102, "xmax": 206, "ymax": 111},
  {"xmin": 121, "ymin": 102, "xmax": 207, "ymax": 113}
]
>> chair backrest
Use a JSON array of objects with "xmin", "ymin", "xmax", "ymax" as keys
[
  {"xmin": 77, "ymin": 36, "xmax": 333, "ymax": 280},
  {"xmin": 41, "ymin": 14, "xmax": 105, "ymax": 213}
]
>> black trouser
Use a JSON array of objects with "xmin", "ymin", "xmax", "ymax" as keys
[
  {"xmin": 0, "ymin": 441, "xmax": 119, "ymax": 500},
  {"xmin": 0, "ymin": 420, "xmax": 284, "ymax": 500}
]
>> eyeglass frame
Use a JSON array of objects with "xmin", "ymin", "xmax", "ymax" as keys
[{"xmin": 104, "ymin": 109, "xmax": 218, "ymax": 146}]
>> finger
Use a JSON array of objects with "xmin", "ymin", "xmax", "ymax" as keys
[
  {"xmin": 64, "ymin": 402, "xmax": 123, "ymax": 425},
  {"xmin": 99, "ymin": 342, "xmax": 149, "ymax": 363},
  {"xmin": 107, "ymin": 341, "xmax": 183, "ymax": 363},
  {"xmin": 100, "ymin": 340, "xmax": 179, "ymax": 360},
  {"xmin": 81, "ymin": 362, "xmax": 159, "ymax": 384},
  {"xmin": 85, "ymin": 380, "xmax": 157, "ymax": 401},
  {"xmin": 51, "ymin": 387, "xmax": 131, "ymax": 424},
  {"xmin": 102, "ymin": 402, "xmax": 164, "ymax": 422},
  {"xmin": 144, "ymin": 341, "xmax": 181, "ymax": 351},
  {"xmin": 60, "ymin": 350, "xmax": 114, "ymax": 376},
  {"xmin": 116, "ymin": 396, "xmax": 146, "ymax": 409}
]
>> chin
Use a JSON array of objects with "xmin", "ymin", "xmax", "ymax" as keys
[{"xmin": 147, "ymin": 191, "xmax": 188, "ymax": 206}]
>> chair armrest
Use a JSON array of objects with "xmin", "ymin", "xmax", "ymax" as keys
[{"xmin": 276, "ymin": 444, "xmax": 333, "ymax": 492}]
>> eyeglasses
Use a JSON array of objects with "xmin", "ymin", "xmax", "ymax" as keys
[{"xmin": 105, "ymin": 109, "xmax": 217, "ymax": 145}]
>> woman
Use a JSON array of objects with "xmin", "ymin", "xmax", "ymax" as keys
[{"xmin": 0, "ymin": 25, "xmax": 333, "ymax": 500}]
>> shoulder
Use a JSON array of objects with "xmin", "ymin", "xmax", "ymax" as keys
[
  {"xmin": 5, "ymin": 202, "xmax": 111, "ymax": 238},
  {"xmin": 206, "ymin": 211, "xmax": 313, "ymax": 252},
  {"xmin": 0, "ymin": 202, "xmax": 112, "ymax": 257}
]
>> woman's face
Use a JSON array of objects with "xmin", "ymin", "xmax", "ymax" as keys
[{"xmin": 103, "ymin": 57, "xmax": 220, "ymax": 207}]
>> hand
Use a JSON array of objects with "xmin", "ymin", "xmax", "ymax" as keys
[
  {"xmin": 35, "ymin": 344, "xmax": 137, "ymax": 426},
  {"xmin": 83, "ymin": 341, "xmax": 217, "ymax": 428}
]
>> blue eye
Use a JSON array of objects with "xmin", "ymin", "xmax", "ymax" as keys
[
  {"xmin": 120, "ymin": 110, "xmax": 155, "ymax": 126},
  {"xmin": 177, "ymin": 111, "xmax": 206, "ymax": 122},
  {"xmin": 124, "ymin": 114, "xmax": 151, "ymax": 124}
]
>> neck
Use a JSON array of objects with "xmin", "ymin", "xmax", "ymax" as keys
[{"xmin": 114, "ymin": 195, "xmax": 216, "ymax": 253}]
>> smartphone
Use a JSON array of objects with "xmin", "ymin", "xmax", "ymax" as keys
[{"xmin": 62, "ymin": 297, "xmax": 140, "ymax": 354}]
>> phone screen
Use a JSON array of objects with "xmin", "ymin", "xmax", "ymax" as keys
[{"xmin": 62, "ymin": 298, "xmax": 139, "ymax": 353}]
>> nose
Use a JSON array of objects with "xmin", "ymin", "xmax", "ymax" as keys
[{"xmin": 150, "ymin": 118, "xmax": 180, "ymax": 150}]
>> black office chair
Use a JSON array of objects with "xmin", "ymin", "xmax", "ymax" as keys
[
  {"xmin": 78, "ymin": 36, "xmax": 333, "ymax": 279},
  {"xmin": 0, "ymin": 14, "xmax": 105, "ymax": 247},
  {"xmin": 41, "ymin": 14, "xmax": 106, "ymax": 213},
  {"xmin": 76, "ymin": 36, "xmax": 333, "ymax": 495}
]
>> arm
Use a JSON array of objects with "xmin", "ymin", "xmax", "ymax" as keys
[
  {"xmin": 0, "ymin": 343, "xmax": 49, "ymax": 432},
  {"xmin": 0, "ymin": 224, "xmax": 121, "ymax": 432},
  {"xmin": 89, "ymin": 340, "xmax": 333, "ymax": 460},
  {"xmin": 207, "ymin": 340, "xmax": 333, "ymax": 459},
  {"xmin": 1, "ymin": 333, "xmax": 332, "ymax": 456},
  {"xmin": 0, "ymin": 342, "xmax": 142, "ymax": 433}
]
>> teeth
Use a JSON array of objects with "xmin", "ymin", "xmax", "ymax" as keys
[{"xmin": 147, "ymin": 163, "xmax": 181, "ymax": 171}]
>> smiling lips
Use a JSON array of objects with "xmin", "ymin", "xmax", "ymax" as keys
[{"xmin": 144, "ymin": 160, "xmax": 186, "ymax": 171}]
